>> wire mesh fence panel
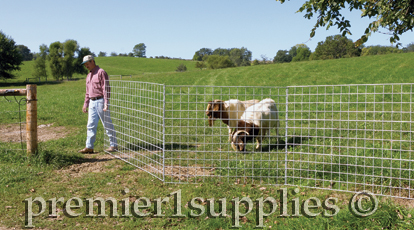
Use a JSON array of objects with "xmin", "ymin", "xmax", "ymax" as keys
[
  {"xmin": 285, "ymin": 84, "xmax": 414, "ymax": 199},
  {"xmin": 106, "ymin": 81, "xmax": 414, "ymax": 199},
  {"xmin": 163, "ymin": 85, "xmax": 287, "ymax": 184},
  {"xmin": 0, "ymin": 95, "xmax": 27, "ymax": 153},
  {"xmin": 104, "ymin": 81, "xmax": 165, "ymax": 180}
]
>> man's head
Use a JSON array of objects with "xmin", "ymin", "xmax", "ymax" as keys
[{"xmin": 81, "ymin": 55, "xmax": 96, "ymax": 71}]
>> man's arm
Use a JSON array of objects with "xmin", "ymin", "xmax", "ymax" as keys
[{"xmin": 83, "ymin": 75, "xmax": 90, "ymax": 113}]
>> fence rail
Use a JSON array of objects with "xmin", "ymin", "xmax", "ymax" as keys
[{"xmin": 105, "ymin": 81, "xmax": 414, "ymax": 199}]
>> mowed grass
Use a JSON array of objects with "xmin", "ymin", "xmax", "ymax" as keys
[
  {"xmin": 3, "ymin": 56, "xmax": 197, "ymax": 83},
  {"xmin": 1, "ymin": 53, "xmax": 414, "ymax": 229}
]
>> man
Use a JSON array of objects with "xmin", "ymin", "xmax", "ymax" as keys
[{"xmin": 78, "ymin": 55, "xmax": 118, "ymax": 153}]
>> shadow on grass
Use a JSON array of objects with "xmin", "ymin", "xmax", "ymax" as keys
[
  {"xmin": 76, "ymin": 155, "xmax": 115, "ymax": 164},
  {"xmin": 0, "ymin": 147, "xmax": 88, "ymax": 169},
  {"xmin": 126, "ymin": 142, "xmax": 199, "ymax": 151},
  {"xmin": 123, "ymin": 136, "xmax": 311, "ymax": 154},
  {"xmin": 31, "ymin": 150, "xmax": 85, "ymax": 168},
  {"xmin": 262, "ymin": 135, "xmax": 312, "ymax": 151}
]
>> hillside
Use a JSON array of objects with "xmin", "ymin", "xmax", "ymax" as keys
[
  {"xmin": 3, "ymin": 52, "xmax": 414, "ymax": 87},
  {"xmin": 4, "ymin": 57, "xmax": 197, "ymax": 83},
  {"xmin": 131, "ymin": 52, "xmax": 414, "ymax": 87}
]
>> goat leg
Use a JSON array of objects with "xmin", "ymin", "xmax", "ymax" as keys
[{"xmin": 228, "ymin": 126, "xmax": 232, "ymax": 142}]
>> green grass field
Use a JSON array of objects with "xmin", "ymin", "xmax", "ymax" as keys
[{"xmin": 1, "ymin": 53, "xmax": 414, "ymax": 229}]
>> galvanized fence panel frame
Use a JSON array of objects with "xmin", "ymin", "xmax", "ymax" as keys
[
  {"xmin": 104, "ymin": 81, "xmax": 165, "ymax": 180},
  {"xmin": 105, "ymin": 81, "xmax": 414, "ymax": 199},
  {"xmin": 284, "ymin": 84, "xmax": 413, "ymax": 199},
  {"xmin": 162, "ymin": 85, "xmax": 287, "ymax": 185}
]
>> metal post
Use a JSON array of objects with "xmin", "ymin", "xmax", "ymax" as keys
[
  {"xmin": 162, "ymin": 84, "xmax": 166, "ymax": 182},
  {"xmin": 285, "ymin": 87, "xmax": 289, "ymax": 185},
  {"xmin": 26, "ymin": 84, "xmax": 37, "ymax": 155}
]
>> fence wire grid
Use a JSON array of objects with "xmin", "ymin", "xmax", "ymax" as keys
[
  {"xmin": 0, "ymin": 95, "xmax": 27, "ymax": 152},
  {"xmin": 105, "ymin": 81, "xmax": 414, "ymax": 199}
]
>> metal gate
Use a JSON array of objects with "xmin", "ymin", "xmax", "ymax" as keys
[{"xmin": 105, "ymin": 81, "xmax": 414, "ymax": 199}]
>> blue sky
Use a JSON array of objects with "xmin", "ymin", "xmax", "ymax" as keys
[{"xmin": 1, "ymin": 0, "xmax": 413, "ymax": 60}]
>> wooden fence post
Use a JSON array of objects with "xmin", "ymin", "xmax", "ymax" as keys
[{"xmin": 26, "ymin": 84, "xmax": 37, "ymax": 155}]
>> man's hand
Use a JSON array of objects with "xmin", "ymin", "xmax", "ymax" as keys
[
  {"xmin": 82, "ymin": 106, "xmax": 88, "ymax": 113},
  {"xmin": 103, "ymin": 104, "xmax": 108, "ymax": 112}
]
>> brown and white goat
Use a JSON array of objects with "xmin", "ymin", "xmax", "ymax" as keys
[
  {"xmin": 205, "ymin": 99, "xmax": 260, "ymax": 141},
  {"xmin": 231, "ymin": 98, "xmax": 279, "ymax": 152}
]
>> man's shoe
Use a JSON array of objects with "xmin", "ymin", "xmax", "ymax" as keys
[
  {"xmin": 105, "ymin": 146, "xmax": 118, "ymax": 152},
  {"xmin": 78, "ymin": 148, "xmax": 94, "ymax": 154}
]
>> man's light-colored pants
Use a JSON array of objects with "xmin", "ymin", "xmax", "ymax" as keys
[{"xmin": 86, "ymin": 98, "xmax": 117, "ymax": 149}]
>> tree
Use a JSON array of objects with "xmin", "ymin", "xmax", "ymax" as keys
[
  {"xmin": 310, "ymin": 35, "xmax": 361, "ymax": 60},
  {"xmin": 276, "ymin": 0, "xmax": 414, "ymax": 46},
  {"xmin": 16, "ymin": 45, "xmax": 33, "ymax": 61},
  {"xmin": 213, "ymin": 48, "xmax": 230, "ymax": 56},
  {"xmin": 406, "ymin": 42, "xmax": 414, "ymax": 52},
  {"xmin": 194, "ymin": 47, "xmax": 251, "ymax": 66},
  {"xmin": 206, "ymin": 55, "xmax": 234, "ymax": 69},
  {"xmin": 193, "ymin": 48, "xmax": 213, "ymax": 61},
  {"xmin": 133, "ymin": 43, "xmax": 146, "ymax": 57},
  {"xmin": 62, "ymin": 39, "xmax": 79, "ymax": 80},
  {"xmin": 260, "ymin": 55, "xmax": 270, "ymax": 64},
  {"xmin": 292, "ymin": 45, "xmax": 312, "ymax": 62},
  {"xmin": 98, "ymin": 51, "xmax": 107, "ymax": 57},
  {"xmin": 288, "ymin": 46, "xmax": 297, "ymax": 58},
  {"xmin": 229, "ymin": 47, "xmax": 252, "ymax": 66},
  {"xmin": 273, "ymin": 50, "xmax": 291, "ymax": 63},
  {"xmin": 47, "ymin": 40, "xmax": 90, "ymax": 80},
  {"xmin": 32, "ymin": 44, "xmax": 48, "ymax": 81},
  {"xmin": 74, "ymin": 47, "xmax": 93, "ymax": 75},
  {"xmin": 110, "ymin": 52, "xmax": 117, "ymax": 56},
  {"xmin": 48, "ymin": 41, "xmax": 64, "ymax": 80},
  {"xmin": 0, "ymin": 31, "xmax": 23, "ymax": 79}
]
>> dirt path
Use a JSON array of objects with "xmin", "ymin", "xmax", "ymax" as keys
[{"xmin": 0, "ymin": 123, "xmax": 72, "ymax": 142}]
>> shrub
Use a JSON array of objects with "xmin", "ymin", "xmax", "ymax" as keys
[
  {"xmin": 361, "ymin": 45, "xmax": 402, "ymax": 56},
  {"xmin": 176, "ymin": 64, "xmax": 187, "ymax": 72},
  {"xmin": 195, "ymin": 61, "xmax": 206, "ymax": 70},
  {"xmin": 310, "ymin": 35, "xmax": 361, "ymax": 60},
  {"xmin": 206, "ymin": 55, "xmax": 234, "ymax": 69}
]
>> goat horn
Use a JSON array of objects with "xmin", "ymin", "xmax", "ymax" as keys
[
  {"xmin": 231, "ymin": 130, "xmax": 249, "ymax": 150},
  {"xmin": 231, "ymin": 142, "xmax": 237, "ymax": 151},
  {"xmin": 233, "ymin": 130, "xmax": 249, "ymax": 140}
]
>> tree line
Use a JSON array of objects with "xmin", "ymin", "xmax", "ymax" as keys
[
  {"xmin": 192, "ymin": 47, "xmax": 252, "ymax": 69},
  {"xmin": 35, "ymin": 42, "xmax": 147, "ymax": 81},
  {"xmin": 191, "ymin": 35, "xmax": 414, "ymax": 70},
  {"xmin": 0, "ymin": 31, "xmax": 148, "ymax": 80},
  {"xmin": 272, "ymin": 35, "xmax": 414, "ymax": 65}
]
